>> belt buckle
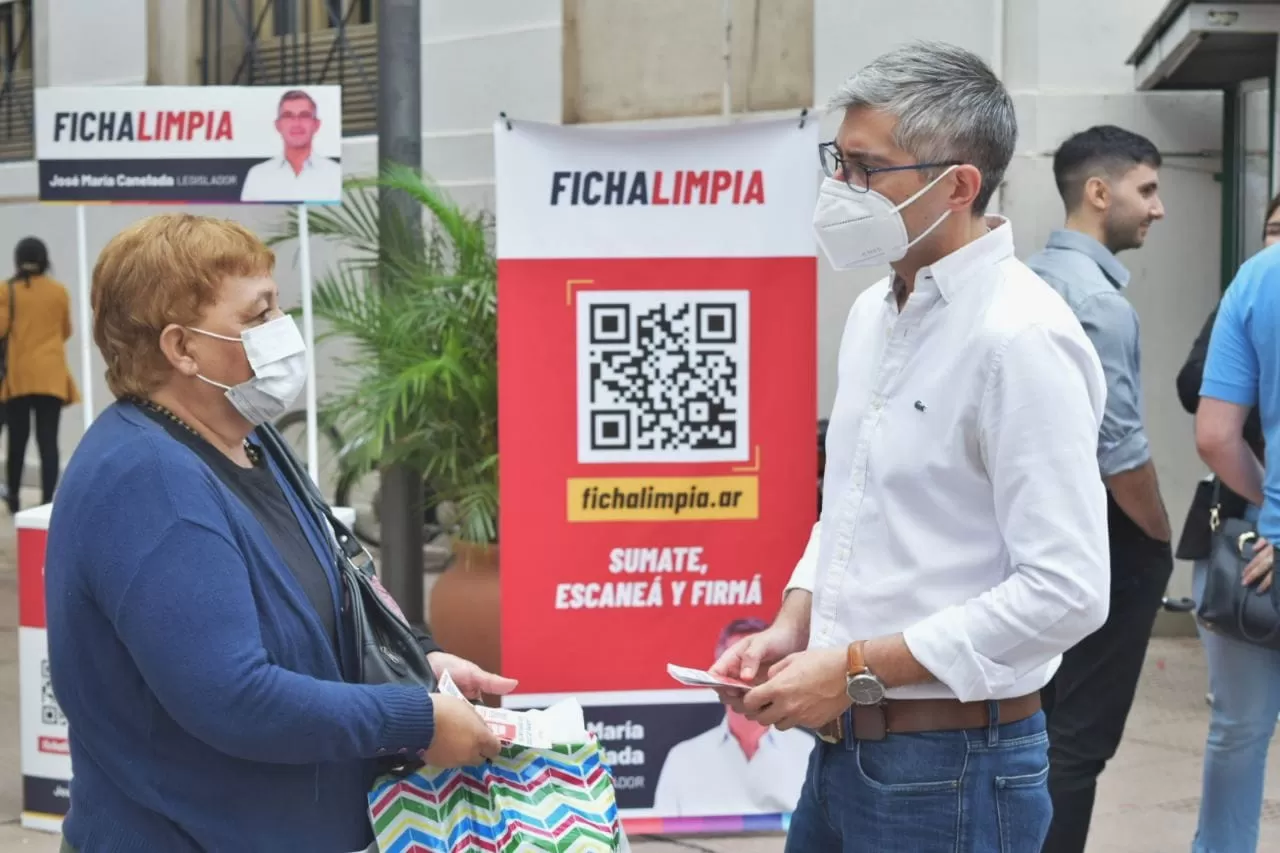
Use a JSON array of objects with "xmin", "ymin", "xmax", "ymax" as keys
[{"xmin": 815, "ymin": 713, "xmax": 844, "ymax": 744}]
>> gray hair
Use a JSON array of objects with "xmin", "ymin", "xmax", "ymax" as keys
[{"xmin": 830, "ymin": 41, "xmax": 1016, "ymax": 213}]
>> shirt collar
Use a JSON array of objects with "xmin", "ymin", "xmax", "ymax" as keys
[
  {"xmin": 277, "ymin": 155, "xmax": 314, "ymax": 171},
  {"xmin": 1045, "ymin": 228, "xmax": 1131, "ymax": 289},
  {"xmin": 716, "ymin": 715, "xmax": 780, "ymax": 754},
  {"xmin": 888, "ymin": 216, "xmax": 1015, "ymax": 306}
]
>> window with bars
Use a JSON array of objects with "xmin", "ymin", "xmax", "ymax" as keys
[
  {"xmin": 270, "ymin": 0, "xmax": 376, "ymax": 37},
  {"xmin": 0, "ymin": 0, "xmax": 32, "ymax": 161},
  {"xmin": 202, "ymin": 0, "xmax": 378, "ymax": 137},
  {"xmin": 0, "ymin": 0, "xmax": 31, "ymax": 72}
]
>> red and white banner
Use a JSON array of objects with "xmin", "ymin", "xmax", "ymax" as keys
[
  {"xmin": 495, "ymin": 116, "xmax": 819, "ymax": 827},
  {"xmin": 15, "ymin": 505, "xmax": 69, "ymax": 832}
]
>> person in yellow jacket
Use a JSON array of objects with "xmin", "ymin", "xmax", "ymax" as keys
[{"xmin": 0, "ymin": 237, "xmax": 79, "ymax": 512}]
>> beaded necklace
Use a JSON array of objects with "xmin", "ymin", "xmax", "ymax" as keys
[{"xmin": 126, "ymin": 396, "xmax": 262, "ymax": 466}]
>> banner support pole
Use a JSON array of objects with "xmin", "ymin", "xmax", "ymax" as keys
[
  {"xmin": 297, "ymin": 203, "xmax": 319, "ymax": 486},
  {"xmin": 721, "ymin": 0, "xmax": 732, "ymax": 118},
  {"xmin": 74, "ymin": 204, "xmax": 91, "ymax": 432}
]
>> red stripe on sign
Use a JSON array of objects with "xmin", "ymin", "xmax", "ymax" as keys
[
  {"xmin": 38, "ymin": 737, "xmax": 68, "ymax": 755},
  {"xmin": 17, "ymin": 527, "xmax": 49, "ymax": 629}
]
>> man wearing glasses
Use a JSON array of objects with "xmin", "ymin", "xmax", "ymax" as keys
[
  {"xmin": 240, "ymin": 89, "xmax": 342, "ymax": 203},
  {"xmin": 709, "ymin": 41, "xmax": 1110, "ymax": 851}
]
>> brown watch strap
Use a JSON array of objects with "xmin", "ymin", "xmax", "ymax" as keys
[{"xmin": 847, "ymin": 640, "xmax": 868, "ymax": 677}]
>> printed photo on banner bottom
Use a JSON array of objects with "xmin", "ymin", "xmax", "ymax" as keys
[{"xmin": 512, "ymin": 618, "xmax": 815, "ymax": 819}]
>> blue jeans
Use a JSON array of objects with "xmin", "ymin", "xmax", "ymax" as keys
[
  {"xmin": 784, "ymin": 709, "xmax": 1052, "ymax": 852},
  {"xmin": 1192, "ymin": 548, "xmax": 1280, "ymax": 853}
]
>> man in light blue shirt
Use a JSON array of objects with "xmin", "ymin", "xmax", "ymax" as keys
[{"xmin": 1025, "ymin": 125, "xmax": 1171, "ymax": 853}]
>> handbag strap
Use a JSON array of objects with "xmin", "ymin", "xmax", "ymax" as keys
[
  {"xmin": 1, "ymin": 275, "xmax": 15, "ymax": 392},
  {"xmin": 1210, "ymin": 477, "xmax": 1225, "ymax": 532},
  {"xmin": 254, "ymin": 422, "xmax": 371, "ymax": 572}
]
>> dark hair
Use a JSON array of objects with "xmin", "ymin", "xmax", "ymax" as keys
[
  {"xmin": 1052, "ymin": 125, "xmax": 1162, "ymax": 210},
  {"xmin": 1265, "ymin": 192, "xmax": 1280, "ymax": 235},
  {"xmin": 12, "ymin": 236, "xmax": 48, "ymax": 286},
  {"xmin": 277, "ymin": 89, "xmax": 317, "ymax": 115},
  {"xmin": 715, "ymin": 617, "xmax": 770, "ymax": 656}
]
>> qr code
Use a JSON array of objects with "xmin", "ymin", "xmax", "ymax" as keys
[
  {"xmin": 577, "ymin": 289, "xmax": 749, "ymax": 463},
  {"xmin": 40, "ymin": 659, "xmax": 66, "ymax": 727}
]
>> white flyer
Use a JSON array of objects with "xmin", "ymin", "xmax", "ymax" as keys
[
  {"xmin": 666, "ymin": 663, "xmax": 752, "ymax": 691},
  {"xmin": 438, "ymin": 671, "xmax": 562, "ymax": 749}
]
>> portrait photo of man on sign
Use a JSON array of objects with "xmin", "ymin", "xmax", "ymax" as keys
[
  {"xmin": 239, "ymin": 88, "xmax": 342, "ymax": 204},
  {"xmin": 653, "ymin": 618, "xmax": 815, "ymax": 817}
]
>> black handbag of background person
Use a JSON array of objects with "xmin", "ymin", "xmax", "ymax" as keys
[
  {"xmin": 254, "ymin": 423, "xmax": 440, "ymax": 725},
  {"xmin": 1196, "ymin": 482, "xmax": 1280, "ymax": 650},
  {"xmin": 0, "ymin": 275, "xmax": 15, "ymax": 389}
]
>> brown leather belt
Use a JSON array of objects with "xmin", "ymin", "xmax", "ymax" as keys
[{"xmin": 814, "ymin": 693, "xmax": 1041, "ymax": 743}]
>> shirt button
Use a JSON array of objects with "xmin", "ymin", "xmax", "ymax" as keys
[{"xmin": 871, "ymin": 397, "xmax": 884, "ymax": 411}]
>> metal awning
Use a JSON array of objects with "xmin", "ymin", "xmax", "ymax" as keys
[{"xmin": 1128, "ymin": 1, "xmax": 1280, "ymax": 90}]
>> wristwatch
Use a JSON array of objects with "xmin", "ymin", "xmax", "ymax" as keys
[{"xmin": 845, "ymin": 640, "xmax": 887, "ymax": 706}]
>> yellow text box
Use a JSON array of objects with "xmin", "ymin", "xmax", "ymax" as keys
[{"xmin": 567, "ymin": 476, "xmax": 759, "ymax": 522}]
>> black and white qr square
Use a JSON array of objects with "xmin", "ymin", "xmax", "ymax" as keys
[
  {"xmin": 589, "ymin": 304, "xmax": 631, "ymax": 345},
  {"xmin": 576, "ymin": 289, "xmax": 750, "ymax": 463},
  {"xmin": 696, "ymin": 304, "xmax": 737, "ymax": 344},
  {"xmin": 590, "ymin": 410, "xmax": 631, "ymax": 450},
  {"xmin": 39, "ymin": 657, "xmax": 66, "ymax": 727}
]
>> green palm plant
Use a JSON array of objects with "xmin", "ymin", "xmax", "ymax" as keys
[{"xmin": 270, "ymin": 164, "xmax": 498, "ymax": 545}]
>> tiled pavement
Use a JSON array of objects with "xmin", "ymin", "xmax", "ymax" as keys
[{"xmin": 1, "ymin": 508, "xmax": 1277, "ymax": 852}]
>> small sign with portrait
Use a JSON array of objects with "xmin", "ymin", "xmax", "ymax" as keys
[{"xmin": 34, "ymin": 85, "xmax": 343, "ymax": 205}]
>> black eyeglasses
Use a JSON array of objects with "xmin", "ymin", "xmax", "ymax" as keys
[{"xmin": 819, "ymin": 141, "xmax": 961, "ymax": 193}]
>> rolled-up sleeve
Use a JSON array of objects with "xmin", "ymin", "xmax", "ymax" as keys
[
  {"xmin": 902, "ymin": 322, "xmax": 1110, "ymax": 702},
  {"xmin": 1201, "ymin": 284, "xmax": 1258, "ymax": 407},
  {"xmin": 1076, "ymin": 291, "xmax": 1149, "ymax": 476}
]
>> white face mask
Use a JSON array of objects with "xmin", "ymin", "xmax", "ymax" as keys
[
  {"xmin": 187, "ymin": 314, "xmax": 307, "ymax": 426},
  {"xmin": 812, "ymin": 165, "xmax": 958, "ymax": 269}
]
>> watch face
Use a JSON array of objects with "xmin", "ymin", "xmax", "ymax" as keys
[{"xmin": 846, "ymin": 673, "xmax": 886, "ymax": 705}]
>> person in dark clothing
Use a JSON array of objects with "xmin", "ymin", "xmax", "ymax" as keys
[
  {"xmin": 1026, "ymin": 126, "xmax": 1172, "ymax": 853},
  {"xmin": 1175, "ymin": 192, "xmax": 1277, "ymax": 853},
  {"xmin": 1175, "ymin": 308, "xmax": 1265, "ymax": 525}
]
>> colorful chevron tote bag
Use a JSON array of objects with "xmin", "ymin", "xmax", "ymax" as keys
[{"xmin": 367, "ymin": 740, "xmax": 626, "ymax": 852}]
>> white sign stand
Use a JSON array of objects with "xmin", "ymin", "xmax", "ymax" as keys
[
  {"xmin": 74, "ymin": 204, "xmax": 92, "ymax": 431},
  {"xmin": 297, "ymin": 204, "xmax": 319, "ymax": 486}
]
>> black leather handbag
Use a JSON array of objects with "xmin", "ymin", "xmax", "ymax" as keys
[
  {"xmin": 0, "ymin": 276, "xmax": 16, "ymax": 389},
  {"xmin": 1196, "ymin": 483, "xmax": 1280, "ymax": 650},
  {"xmin": 254, "ymin": 423, "xmax": 440, "ymax": 693}
]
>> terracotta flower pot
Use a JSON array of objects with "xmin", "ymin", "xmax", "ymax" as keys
[{"xmin": 427, "ymin": 540, "xmax": 501, "ymax": 705}]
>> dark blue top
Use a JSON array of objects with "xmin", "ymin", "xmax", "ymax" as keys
[
  {"xmin": 1202, "ymin": 242, "xmax": 1280, "ymax": 541},
  {"xmin": 46, "ymin": 402, "xmax": 436, "ymax": 852}
]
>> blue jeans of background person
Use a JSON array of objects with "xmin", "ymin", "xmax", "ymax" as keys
[
  {"xmin": 1192, "ymin": 518, "xmax": 1280, "ymax": 853},
  {"xmin": 784, "ymin": 708, "xmax": 1052, "ymax": 852}
]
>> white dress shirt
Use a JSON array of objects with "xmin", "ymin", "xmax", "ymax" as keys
[
  {"xmin": 789, "ymin": 219, "xmax": 1110, "ymax": 703},
  {"xmin": 652, "ymin": 717, "xmax": 814, "ymax": 816},
  {"xmin": 240, "ymin": 153, "xmax": 342, "ymax": 203}
]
